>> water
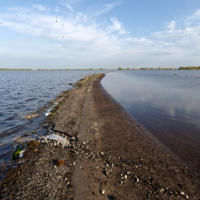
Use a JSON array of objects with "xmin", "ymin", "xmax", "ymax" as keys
[
  {"xmin": 102, "ymin": 70, "xmax": 200, "ymax": 173},
  {"xmin": 0, "ymin": 70, "xmax": 102, "ymax": 169}
]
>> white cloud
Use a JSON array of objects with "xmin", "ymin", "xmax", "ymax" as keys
[
  {"xmin": 59, "ymin": 3, "xmax": 74, "ymax": 12},
  {"xmin": 32, "ymin": 4, "xmax": 48, "ymax": 11},
  {"xmin": 186, "ymin": 9, "xmax": 200, "ymax": 25},
  {"xmin": 95, "ymin": 1, "xmax": 122, "ymax": 16},
  {"xmin": 167, "ymin": 21, "xmax": 176, "ymax": 30},
  {"xmin": 107, "ymin": 17, "xmax": 128, "ymax": 34},
  {"xmin": 55, "ymin": 6, "xmax": 60, "ymax": 12},
  {"xmin": 1, "ymin": 5, "xmax": 200, "ymax": 69}
]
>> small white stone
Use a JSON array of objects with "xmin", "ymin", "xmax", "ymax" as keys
[
  {"xmin": 160, "ymin": 188, "xmax": 164, "ymax": 192},
  {"xmin": 73, "ymin": 162, "xmax": 76, "ymax": 165},
  {"xmin": 180, "ymin": 191, "xmax": 185, "ymax": 195},
  {"xmin": 124, "ymin": 175, "xmax": 128, "ymax": 180},
  {"xmin": 101, "ymin": 190, "xmax": 105, "ymax": 195},
  {"xmin": 185, "ymin": 194, "xmax": 189, "ymax": 199}
]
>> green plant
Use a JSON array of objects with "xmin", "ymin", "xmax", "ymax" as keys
[
  {"xmin": 13, "ymin": 149, "xmax": 22, "ymax": 160},
  {"xmin": 12, "ymin": 143, "xmax": 26, "ymax": 160}
]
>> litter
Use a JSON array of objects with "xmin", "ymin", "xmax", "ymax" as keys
[
  {"xmin": 19, "ymin": 149, "xmax": 25, "ymax": 158},
  {"xmin": 45, "ymin": 112, "xmax": 51, "ymax": 117},
  {"xmin": 45, "ymin": 134, "xmax": 68, "ymax": 143}
]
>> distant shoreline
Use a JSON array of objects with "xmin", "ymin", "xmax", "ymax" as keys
[{"xmin": 1, "ymin": 67, "xmax": 200, "ymax": 71}]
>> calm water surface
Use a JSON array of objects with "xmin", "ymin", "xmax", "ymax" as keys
[
  {"xmin": 102, "ymin": 70, "xmax": 200, "ymax": 173},
  {"xmin": 0, "ymin": 70, "xmax": 102, "ymax": 173}
]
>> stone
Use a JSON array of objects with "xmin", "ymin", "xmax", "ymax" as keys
[
  {"xmin": 180, "ymin": 191, "xmax": 185, "ymax": 195},
  {"xmin": 101, "ymin": 190, "xmax": 105, "ymax": 195},
  {"xmin": 56, "ymin": 160, "xmax": 66, "ymax": 166}
]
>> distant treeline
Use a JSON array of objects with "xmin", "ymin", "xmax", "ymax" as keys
[
  {"xmin": 118, "ymin": 67, "xmax": 177, "ymax": 70},
  {"xmin": 0, "ymin": 68, "xmax": 32, "ymax": 71},
  {"xmin": 179, "ymin": 66, "xmax": 200, "ymax": 70}
]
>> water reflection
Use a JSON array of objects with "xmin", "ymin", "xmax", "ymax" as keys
[{"xmin": 102, "ymin": 71, "xmax": 200, "ymax": 173}]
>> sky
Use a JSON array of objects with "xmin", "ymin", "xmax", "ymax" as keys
[{"xmin": 0, "ymin": 0, "xmax": 200, "ymax": 69}]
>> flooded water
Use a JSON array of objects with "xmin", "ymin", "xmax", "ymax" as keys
[
  {"xmin": 102, "ymin": 70, "xmax": 200, "ymax": 174},
  {"xmin": 0, "ymin": 70, "xmax": 102, "ymax": 171}
]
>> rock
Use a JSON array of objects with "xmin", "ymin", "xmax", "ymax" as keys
[
  {"xmin": 101, "ymin": 190, "xmax": 105, "ymax": 195},
  {"xmin": 27, "ymin": 114, "xmax": 39, "ymax": 119},
  {"xmin": 56, "ymin": 160, "xmax": 66, "ymax": 166},
  {"xmin": 43, "ymin": 123, "xmax": 49, "ymax": 127},
  {"xmin": 180, "ymin": 191, "xmax": 185, "ymax": 195},
  {"xmin": 27, "ymin": 115, "xmax": 31, "ymax": 119},
  {"xmin": 160, "ymin": 188, "xmax": 164, "ymax": 193},
  {"xmin": 69, "ymin": 83, "xmax": 73, "ymax": 85}
]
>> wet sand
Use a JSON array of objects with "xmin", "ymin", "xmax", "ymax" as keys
[{"xmin": 0, "ymin": 73, "xmax": 200, "ymax": 200}]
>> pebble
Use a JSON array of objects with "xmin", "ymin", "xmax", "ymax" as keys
[
  {"xmin": 32, "ymin": 128, "xmax": 198, "ymax": 200},
  {"xmin": 180, "ymin": 191, "xmax": 185, "ymax": 195},
  {"xmin": 101, "ymin": 190, "xmax": 105, "ymax": 195}
]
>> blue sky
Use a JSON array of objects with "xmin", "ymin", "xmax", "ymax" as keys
[{"xmin": 0, "ymin": 0, "xmax": 200, "ymax": 69}]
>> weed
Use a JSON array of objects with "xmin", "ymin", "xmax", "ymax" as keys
[
  {"xmin": 33, "ymin": 140, "xmax": 39, "ymax": 147},
  {"xmin": 13, "ymin": 149, "xmax": 22, "ymax": 160},
  {"xmin": 0, "ymin": 161, "xmax": 6, "ymax": 172},
  {"xmin": 12, "ymin": 143, "xmax": 25, "ymax": 160}
]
